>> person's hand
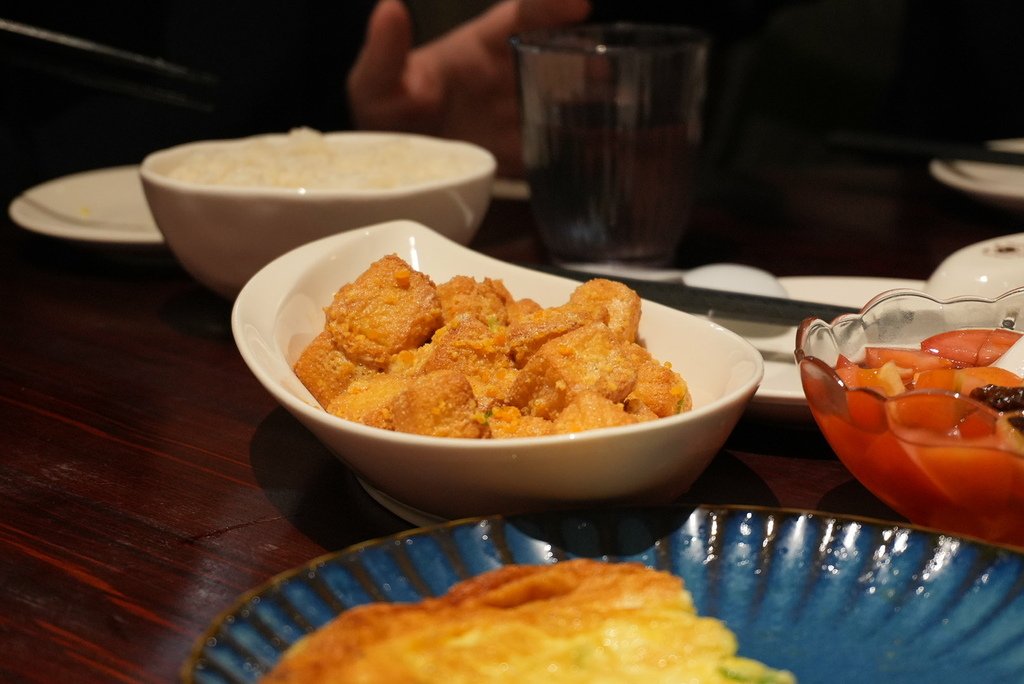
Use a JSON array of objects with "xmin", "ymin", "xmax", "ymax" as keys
[{"xmin": 347, "ymin": 0, "xmax": 591, "ymax": 178}]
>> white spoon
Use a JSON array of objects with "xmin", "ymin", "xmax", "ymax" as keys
[
  {"xmin": 559, "ymin": 261, "xmax": 790, "ymax": 299},
  {"xmin": 682, "ymin": 263, "xmax": 789, "ymax": 298}
]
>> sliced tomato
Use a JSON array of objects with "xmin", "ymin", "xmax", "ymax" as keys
[
  {"xmin": 845, "ymin": 389, "xmax": 888, "ymax": 433},
  {"xmin": 863, "ymin": 347, "xmax": 956, "ymax": 374},
  {"xmin": 835, "ymin": 354, "xmax": 858, "ymax": 369},
  {"xmin": 911, "ymin": 368, "xmax": 958, "ymax": 392},
  {"xmin": 978, "ymin": 329, "xmax": 1024, "ymax": 366},
  {"xmin": 835, "ymin": 360, "xmax": 907, "ymax": 396},
  {"xmin": 887, "ymin": 391, "xmax": 973, "ymax": 436},
  {"xmin": 920, "ymin": 328, "xmax": 1023, "ymax": 366},
  {"xmin": 913, "ymin": 366, "xmax": 1024, "ymax": 395}
]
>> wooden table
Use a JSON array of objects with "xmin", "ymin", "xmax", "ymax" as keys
[{"xmin": 2, "ymin": 163, "xmax": 1020, "ymax": 682}]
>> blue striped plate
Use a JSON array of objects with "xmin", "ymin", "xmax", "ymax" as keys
[{"xmin": 182, "ymin": 505, "xmax": 1024, "ymax": 683}]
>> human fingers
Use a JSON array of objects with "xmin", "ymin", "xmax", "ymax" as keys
[{"xmin": 347, "ymin": 0, "xmax": 414, "ymax": 103}]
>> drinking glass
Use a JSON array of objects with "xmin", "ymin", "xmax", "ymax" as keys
[{"xmin": 511, "ymin": 24, "xmax": 710, "ymax": 266}]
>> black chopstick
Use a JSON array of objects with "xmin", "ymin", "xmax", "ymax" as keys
[
  {"xmin": 0, "ymin": 17, "xmax": 218, "ymax": 111},
  {"xmin": 0, "ymin": 18, "xmax": 217, "ymax": 84},
  {"xmin": 828, "ymin": 130, "xmax": 1024, "ymax": 166}
]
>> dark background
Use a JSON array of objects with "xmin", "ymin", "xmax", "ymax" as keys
[{"xmin": 3, "ymin": 0, "xmax": 1023, "ymax": 205}]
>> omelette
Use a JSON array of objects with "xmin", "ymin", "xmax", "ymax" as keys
[{"xmin": 261, "ymin": 558, "xmax": 794, "ymax": 683}]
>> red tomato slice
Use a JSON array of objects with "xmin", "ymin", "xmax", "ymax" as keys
[
  {"xmin": 921, "ymin": 328, "xmax": 1022, "ymax": 366},
  {"xmin": 914, "ymin": 366, "xmax": 1024, "ymax": 395},
  {"xmin": 912, "ymin": 368, "xmax": 959, "ymax": 392},
  {"xmin": 835, "ymin": 360, "xmax": 907, "ymax": 396},
  {"xmin": 835, "ymin": 354, "xmax": 858, "ymax": 369},
  {"xmin": 863, "ymin": 347, "xmax": 956, "ymax": 373},
  {"xmin": 978, "ymin": 329, "xmax": 1024, "ymax": 366}
]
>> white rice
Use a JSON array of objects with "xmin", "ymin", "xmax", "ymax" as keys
[{"xmin": 166, "ymin": 128, "xmax": 485, "ymax": 190}]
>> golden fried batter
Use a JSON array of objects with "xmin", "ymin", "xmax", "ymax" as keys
[
  {"xmin": 292, "ymin": 331, "xmax": 361, "ymax": 407},
  {"xmin": 567, "ymin": 278, "xmax": 642, "ymax": 342},
  {"xmin": 293, "ymin": 257, "xmax": 691, "ymax": 438},
  {"xmin": 437, "ymin": 275, "xmax": 515, "ymax": 326},
  {"xmin": 485, "ymin": 405, "xmax": 556, "ymax": 438},
  {"xmin": 261, "ymin": 559, "xmax": 795, "ymax": 684},
  {"xmin": 325, "ymin": 373, "xmax": 410, "ymax": 430},
  {"xmin": 325, "ymin": 254, "xmax": 442, "ymax": 369},
  {"xmin": 421, "ymin": 314, "xmax": 517, "ymax": 402},
  {"xmin": 390, "ymin": 369, "xmax": 485, "ymax": 438},
  {"xmin": 624, "ymin": 343, "xmax": 693, "ymax": 417},
  {"xmin": 505, "ymin": 296, "xmax": 543, "ymax": 323},
  {"xmin": 553, "ymin": 391, "xmax": 643, "ymax": 433},
  {"xmin": 505, "ymin": 304, "xmax": 606, "ymax": 367},
  {"xmin": 507, "ymin": 323, "xmax": 638, "ymax": 419}
]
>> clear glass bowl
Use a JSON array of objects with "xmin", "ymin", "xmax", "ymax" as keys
[{"xmin": 796, "ymin": 287, "xmax": 1024, "ymax": 548}]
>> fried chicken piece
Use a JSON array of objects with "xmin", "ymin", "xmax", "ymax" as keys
[
  {"xmin": 389, "ymin": 370, "xmax": 486, "ymax": 438},
  {"xmin": 294, "ymin": 261, "xmax": 690, "ymax": 439},
  {"xmin": 506, "ymin": 297, "xmax": 543, "ymax": 323},
  {"xmin": 324, "ymin": 254, "xmax": 442, "ymax": 369},
  {"xmin": 553, "ymin": 392, "xmax": 643, "ymax": 433},
  {"xmin": 623, "ymin": 344, "xmax": 692, "ymax": 416},
  {"xmin": 508, "ymin": 323, "xmax": 638, "ymax": 419},
  {"xmin": 325, "ymin": 373, "xmax": 410, "ymax": 429},
  {"xmin": 421, "ymin": 314, "xmax": 517, "ymax": 402},
  {"xmin": 292, "ymin": 330, "xmax": 362, "ymax": 408},
  {"xmin": 504, "ymin": 278, "xmax": 640, "ymax": 365},
  {"xmin": 485, "ymin": 405, "xmax": 556, "ymax": 438},
  {"xmin": 623, "ymin": 397, "xmax": 660, "ymax": 421},
  {"xmin": 386, "ymin": 344, "xmax": 434, "ymax": 377},
  {"xmin": 567, "ymin": 278, "xmax": 642, "ymax": 343},
  {"xmin": 506, "ymin": 305, "xmax": 607, "ymax": 367},
  {"xmin": 437, "ymin": 276, "xmax": 516, "ymax": 327}
]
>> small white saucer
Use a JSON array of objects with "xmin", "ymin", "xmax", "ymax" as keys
[
  {"xmin": 9, "ymin": 165, "xmax": 163, "ymax": 246},
  {"xmin": 929, "ymin": 138, "xmax": 1024, "ymax": 216}
]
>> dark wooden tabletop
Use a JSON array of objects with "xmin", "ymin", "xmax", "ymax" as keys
[{"xmin": 2, "ymin": 163, "xmax": 1021, "ymax": 683}]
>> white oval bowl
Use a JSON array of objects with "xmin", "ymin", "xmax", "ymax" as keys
[
  {"xmin": 231, "ymin": 220, "xmax": 764, "ymax": 522},
  {"xmin": 141, "ymin": 131, "xmax": 496, "ymax": 299}
]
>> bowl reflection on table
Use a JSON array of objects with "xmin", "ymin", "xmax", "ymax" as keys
[
  {"xmin": 231, "ymin": 220, "xmax": 764, "ymax": 523},
  {"xmin": 140, "ymin": 129, "xmax": 496, "ymax": 299},
  {"xmin": 796, "ymin": 287, "xmax": 1024, "ymax": 548}
]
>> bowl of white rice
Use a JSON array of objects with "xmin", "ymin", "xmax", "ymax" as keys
[{"xmin": 140, "ymin": 128, "xmax": 496, "ymax": 298}]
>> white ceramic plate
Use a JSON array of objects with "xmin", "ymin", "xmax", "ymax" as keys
[
  {"xmin": 8, "ymin": 165, "xmax": 162, "ymax": 245},
  {"xmin": 929, "ymin": 138, "xmax": 1024, "ymax": 215},
  {"xmin": 741, "ymin": 275, "xmax": 924, "ymax": 422}
]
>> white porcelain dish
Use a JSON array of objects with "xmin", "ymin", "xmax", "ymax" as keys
[
  {"xmin": 741, "ymin": 275, "xmax": 923, "ymax": 421},
  {"xmin": 924, "ymin": 232, "xmax": 1024, "ymax": 299},
  {"xmin": 141, "ymin": 131, "xmax": 496, "ymax": 299},
  {"xmin": 929, "ymin": 138, "xmax": 1024, "ymax": 215},
  {"xmin": 232, "ymin": 220, "xmax": 763, "ymax": 522},
  {"xmin": 8, "ymin": 165, "xmax": 162, "ymax": 245}
]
